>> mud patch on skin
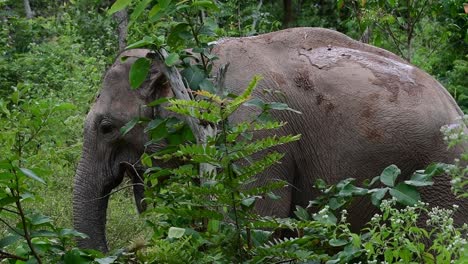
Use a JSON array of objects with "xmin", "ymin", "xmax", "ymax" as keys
[
  {"xmin": 316, "ymin": 94, "xmax": 324, "ymax": 105},
  {"xmin": 299, "ymin": 47, "xmax": 423, "ymax": 103},
  {"xmin": 294, "ymin": 70, "xmax": 315, "ymax": 90}
]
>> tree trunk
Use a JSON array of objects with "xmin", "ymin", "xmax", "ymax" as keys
[
  {"xmin": 282, "ymin": 0, "xmax": 294, "ymax": 28},
  {"xmin": 23, "ymin": 0, "xmax": 33, "ymax": 19},
  {"xmin": 113, "ymin": 8, "xmax": 128, "ymax": 52}
]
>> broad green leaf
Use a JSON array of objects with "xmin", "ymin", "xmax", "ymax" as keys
[
  {"xmin": 120, "ymin": 118, "xmax": 139, "ymax": 136},
  {"xmin": 129, "ymin": 57, "xmax": 151, "ymax": 89},
  {"xmin": 108, "ymin": 0, "xmax": 131, "ymax": 15},
  {"xmin": 159, "ymin": 0, "xmax": 172, "ymax": 9},
  {"xmin": 180, "ymin": 65, "xmax": 205, "ymax": 90},
  {"xmin": 147, "ymin": 97, "xmax": 169, "ymax": 107},
  {"xmin": 126, "ymin": 36, "xmax": 154, "ymax": 49},
  {"xmin": 404, "ymin": 173, "xmax": 434, "ymax": 187},
  {"xmin": 168, "ymin": 227, "xmax": 185, "ymax": 238},
  {"xmin": 130, "ymin": 0, "xmax": 151, "ymax": 22},
  {"xmin": 370, "ymin": 188, "xmax": 388, "ymax": 206},
  {"xmin": 199, "ymin": 79, "xmax": 215, "ymax": 93},
  {"xmin": 30, "ymin": 214, "xmax": 52, "ymax": 225},
  {"xmin": 192, "ymin": 1, "xmax": 219, "ymax": 12},
  {"xmin": 250, "ymin": 229, "xmax": 272, "ymax": 247},
  {"xmin": 0, "ymin": 196, "xmax": 17, "ymax": 207},
  {"xmin": 95, "ymin": 256, "xmax": 118, "ymax": 264},
  {"xmin": 59, "ymin": 229, "xmax": 88, "ymax": 239},
  {"xmin": 241, "ymin": 196, "xmax": 256, "ymax": 208},
  {"xmin": 141, "ymin": 153, "xmax": 153, "ymax": 167},
  {"xmin": 313, "ymin": 210, "xmax": 337, "ymax": 225},
  {"xmin": 207, "ymin": 220, "xmax": 220, "ymax": 233},
  {"xmin": 380, "ymin": 165, "xmax": 400, "ymax": 187},
  {"xmin": 389, "ymin": 183, "xmax": 420, "ymax": 206},
  {"xmin": 165, "ymin": 52, "xmax": 179, "ymax": 67},
  {"xmin": 0, "ymin": 235, "xmax": 20, "ymax": 248},
  {"xmin": 424, "ymin": 163, "xmax": 447, "ymax": 177},
  {"xmin": 20, "ymin": 168, "xmax": 46, "ymax": 184},
  {"xmin": 294, "ymin": 205, "xmax": 309, "ymax": 220},
  {"xmin": 329, "ymin": 238, "xmax": 348, "ymax": 247}
]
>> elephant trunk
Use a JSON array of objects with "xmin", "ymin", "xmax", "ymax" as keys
[{"xmin": 73, "ymin": 156, "xmax": 110, "ymax": 252}]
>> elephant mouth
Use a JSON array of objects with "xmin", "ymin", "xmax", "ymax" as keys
[{"xmin": 119, "ymin": 162, "xmax": 147, "ymax": 213}]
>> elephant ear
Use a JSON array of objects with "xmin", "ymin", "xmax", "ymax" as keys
[{"xmin": 138, "ymin": 64, "xmax": 174, "ymax": 103}]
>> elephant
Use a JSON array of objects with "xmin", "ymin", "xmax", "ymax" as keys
[{"xmin": 73, "ymin": 27, "xmax": 468, "ymax": 252}]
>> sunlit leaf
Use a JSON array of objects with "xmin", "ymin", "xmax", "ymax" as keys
[
  {"xmin": 389, "ymin": 183, "xmax": 420, "ymax": 206},
  {"xmin": 129, "ymin": 57, "xmax": 151, "ymax": 89},
  {"xmin": 168, "ymin": 227, "xmax": 185, "ymax": 238},
  {"xmin": 380, "ymin": 165, "xmax": 400, "ymax": 187},
  {"xmin": 108, "ymin": 0, "xmax": 131, "ymax": 15},
  {"xmin": 20, "ymin": 168, "xmax": 46, "ymax": 184}
]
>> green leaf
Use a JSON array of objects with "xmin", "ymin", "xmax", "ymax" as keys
[
  {"xmin": 64, "ymin": 249, "xmax": 90, "ymax": 264},
  {"xmin": 241, "ymin": 196, "xmax": 256, "ymax": 208},
  {"xmin": 30, "ymin": 214, "xmax": 52, "ymax": 225},
  {"xmin": 19, "ymin": 168, "xmax": 46, "ymax": 184},
  {"xmin": 313, "ymin": 210, "xmax": 337, "ymax": 225},
  {"xmin": 266, "ymin": 102, "xmax": 301, "ymax": 114},
  {"xmin": 207, "ymin": 220, "xmax": 220, "ymax": 233},
  {"xmin": 120, "ymin": 118, "xmax": 139, "ymax": 136},
  {"xmin": 0, "ymin": 196, "xmax": 18, "ymax": 207},
  {"xmin": 129, "ymin": 57, "xmax": 151, "ymax": 89},
  {"xmin": 191, "ymin": 0, "xmax": 219, "ymax": 11},
  {"xmin": 147, "ymin": 97, "xmax": 169, "ymax": 107},
  {"xmin": 329, "ymin": 238, "xmax": 348, "ymax": 247},
  {"xmin": 0, "ymin": 235, "xmax": 20, "ymax": 248},
  {"xmin": 126, "ymin": 36, "xmax": 154, "ymax": 49},
  {"xmin": 244, "ymin": 98, "xmax": 265, "ymax": 109},
  {"xmin": 168, "ymin": 227, "xmax": 185, "ymax": 238},
  {"xmin": 404, "ymin": 173, "xmax": 434, "ymax": 187},
  {"xmin": 0, "ymin": 160, "xmax": 12, "ymax": 170},
  {"xmin": 389, "ymin": 183, "xmax": 420, "ymax": 206},
  {"xmin": 370, "ymin": 188, "xmax": 388, "ymax": 206},
  {"xmin": 59, "ymin": 229, "xmax": 88, "ymax": 239},
  {"xmin": 53, "ymin": 103, "xmax": 76, "ymax": 111},
  {"xmin": 130, "ymin": 0, "xmax": 151, "ymax": 22},
  {"xmin": 108, "ymin": 0, "xmax": 131, "ymax": 15},
  {"xmin": 95, "ymin": 256, "xmax": 118, "ymax": 264},
  {"xmin": 180, "ymin": 65, "xmax": 205, "ymax": 90},
  {"xmin": 380, "ymin": 165, "xmax": 400, "ymax": 187},
  {"xmin": 294, "ymin": 205, "xmax": 309, "ymax": 220},
  {"xmin": 159, "ymin": 0, "xmax": 172, "ymax": 9},
  {"xmin": 165, "ymin": 52, "xmax": 179, "ymax": 67}
]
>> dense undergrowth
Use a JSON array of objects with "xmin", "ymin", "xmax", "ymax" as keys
[{"xmin": 0, "ymin": 0, "xmax": 467, "ymax": 263}]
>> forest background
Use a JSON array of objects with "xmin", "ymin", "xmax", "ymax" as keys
[{"xmin": 0, "ymin": 0, "xmax": 467, "ymax": 262}]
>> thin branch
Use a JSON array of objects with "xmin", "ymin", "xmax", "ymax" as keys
[
  {"xmin": 0, "ymin": 217, "xmax": 24, "ymax": 237},
  {"xmin": 83, "ymin": 183, "xmax": 145, "ymax": 202},
  {"xmin": 0, "ymin": 250, "xmax": 28, "ymax": 261},
  {"xmin": 12, "ymin": 170, "xmax": 42, "ymax": 264}
]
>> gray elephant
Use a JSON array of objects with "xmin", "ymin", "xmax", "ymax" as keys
[{"xmin": 73, "ymin": 27, "xmax": 467, "ymax": 251}]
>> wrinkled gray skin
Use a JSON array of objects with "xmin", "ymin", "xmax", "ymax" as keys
[{"xmin": 73, "ymin": 28, "xmax": 467, "ymax": 252}]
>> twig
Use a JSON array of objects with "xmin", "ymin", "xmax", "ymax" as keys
[{"xmin": 0, "ymin": 250, "xmax": 28, "ymax": 261}]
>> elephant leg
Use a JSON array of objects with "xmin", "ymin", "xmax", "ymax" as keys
[{"xmin": 252, "ymin": 151, "xmax": 296, "ymax": 218}]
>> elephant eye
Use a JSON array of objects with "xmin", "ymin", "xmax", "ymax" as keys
[{"xmin": 100, "ymin": 123, "xmax": 114, "ymax": 135}]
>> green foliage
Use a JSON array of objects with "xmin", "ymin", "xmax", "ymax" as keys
[{"xmin": 364, "ymin": 199, "xmax": 467, "ymax": 263}]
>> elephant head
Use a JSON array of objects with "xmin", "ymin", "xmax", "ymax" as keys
[{"xmin": 72, "ymin": 49, "xmax": 168, "ymax": 251}]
